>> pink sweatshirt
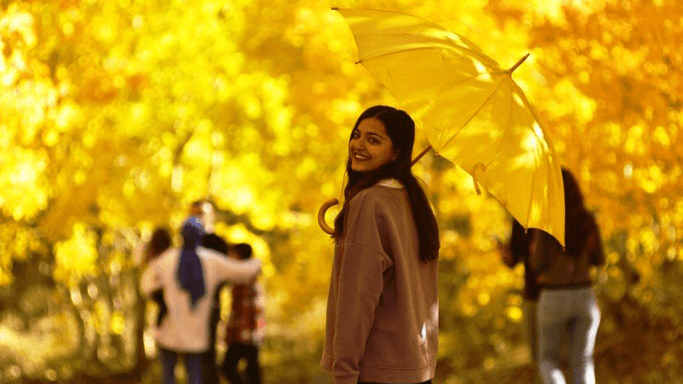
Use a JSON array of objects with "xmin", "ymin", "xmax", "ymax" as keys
[{"xmin": 321, "ymin": 180, "xmax": 439, "ymax": 384}]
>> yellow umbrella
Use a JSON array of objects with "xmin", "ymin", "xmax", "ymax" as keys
[{"xmin": 320, "ymin": 8, "xmax": 565, "ymax": 245}]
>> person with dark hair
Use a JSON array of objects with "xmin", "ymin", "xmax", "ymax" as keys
[
  {"xmin": 145, "ymin": 227, "xmax": 173, "ymax": 327},
  {"xmin": 141, "ymin": 218, "xmax": 261, "ymax": 384},
  {"xmin": 202, "ymin": 229, "xmax": 230, "ymax": 384},
  {"xmin": 529, "ymin": 168, "xmax": 605, "ymax": 384},
  {"xmin": 321, "ymin": 105, "xmax": 440, "ymax": 384},
  {"xmin": 202, "ymin": 234, "xmax": 229, "ymax": 255},
  {"xmin": 146, "ymin": 227, "xmax": 174, "ymax": 260},
  {"xmin": 500, "ymin": 219, "xmax": 541, "ymax": 364},
  {"xmin": 195, "ymin": 200, "xmax": 230, "ymax": 384},
  {"xmin": 190, "ymin": 199, "xmax": 205, "ymax": 218},
  {"xmin": 220, "ymin": 243, "xmax": 264, "ymax": 384}
]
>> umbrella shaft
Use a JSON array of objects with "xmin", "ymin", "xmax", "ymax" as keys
[{"xmin": 411, "ymin": 145, "xmax": 433, "ymax": 166}]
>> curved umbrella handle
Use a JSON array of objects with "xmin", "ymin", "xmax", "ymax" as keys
[{"xmin": 318, "ymin": 198, "xmax": 339, "ymax": 235}]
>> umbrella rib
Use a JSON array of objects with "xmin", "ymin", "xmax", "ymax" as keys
[
  {"xmin": 487, "ymin": 79, "xmax": 514, "ymax": 168},
  {"xmin": 512, "ymin": 83, "xmax": 553, "ymax": 229},
  {"xmin": 362, "ymin": 52, "xmax": 497, "ymax": 119},
  {"xmin": 357, "ymin": 44, "xmax": 493, "ymax": 67},
  {"xmin": 440, "ymin": 77, "xmax": 507, "ymax": 150},
  {"xmin": 357, "ymin": 46, "xmax": 433, "ymax": 63},
  {"xmin": 337, "ymin": 7, "xmax": 502, "ymax": 68},
  {"xmin": 410, "ymin": 71, "xmax": 493, "ymax": 117}
]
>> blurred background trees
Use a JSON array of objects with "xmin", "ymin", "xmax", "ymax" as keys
[{"xmin": 0, "ymin": 0, "xmax": 681, "ymax": 382}]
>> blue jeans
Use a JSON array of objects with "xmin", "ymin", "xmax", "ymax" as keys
[
  {"xmin": 159, "ymin": 347, "xmax": 204, "ymax": 384},
  {"xmin": 537, "ymin": 287, "xmax": 600, "ymax": 384}
]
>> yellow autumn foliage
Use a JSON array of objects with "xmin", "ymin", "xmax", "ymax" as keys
[{"xmin": 1, "ymin": 0, "xmax": 682, "ymax": 382}]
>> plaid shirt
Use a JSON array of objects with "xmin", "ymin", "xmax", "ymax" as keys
[{"xmin": 225, "ymin": 281, "xmax": 265, "ymax": 346}]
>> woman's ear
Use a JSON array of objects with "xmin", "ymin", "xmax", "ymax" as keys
[{"xmin": 392, "ymin": 149, "xmax": 400, "ymax": 161}]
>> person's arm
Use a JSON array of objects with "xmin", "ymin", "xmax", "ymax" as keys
[
  {"xmin": 527, "ymin": 229, "xmax": 543, "ymax": 272},
  {"xmin": 205, "ymin": 248, "xmax": 262, "ymax": 284},
  {"xmin": 332, "ymin": 244, "xmax": 388, "ymax": 384},
  {"xmin": 500, "ymin": 247, "xmax": 515, "ymax": 267},
  {"xmin": 140, "ymin": 259, "xmax": 162, "ymax": 295},
  {"xmin": 502, "ymin": 221, "xmax": 525, "ymax": 268},
  {"xmin": 331, "ymin": 193, "xmax": 393, "ymax": 384},
  {"xmin": 588, "ymin": 218, "xmax": 606, "ymax": 266},
  {"xmin": 132, "ymin": 242, "xmax": 146, "ymax": 267},
  {"xmin": 255, "ymin": 282, "xmax": 266, "ymax": 331}
]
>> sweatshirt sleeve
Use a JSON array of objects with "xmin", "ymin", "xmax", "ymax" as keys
[
  {"xmin": 140, "ymin": 260, "xmax": 162, "ymax": 295},
  {"xmin": 332, "ymin": 193, "xmax": 393, "ymax": 384},
  {"xmin": 204, "ymin": 248, "xmax": 262, "ymax": 284}
]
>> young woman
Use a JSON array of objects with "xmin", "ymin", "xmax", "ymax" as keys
[
  {"xmin": 145, "ymin": 227, "xmax": 173, "ymax": 327},
  {"xmin": 529, "ymin": 168, "xmax": 605, "ymax": 384},
  {"xmin": 221, "ymin": 243, "xmax": 265, "ymax": 384},
  {"xmin": 500, "ymin": 219, "xmax": 540, "ymax": 363},
  {"xmin": 321, "ymin": 105, "xmax": 440, "ymax": 384}
]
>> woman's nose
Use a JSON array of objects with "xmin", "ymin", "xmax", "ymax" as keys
[{"xmin": 352, "ymin": 138, "xmax": 365, "ymax": 150}]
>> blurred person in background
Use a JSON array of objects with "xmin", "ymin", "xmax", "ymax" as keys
[
  {"xmin": 144, "ymin": 227, "xmax": 174, "ymax": 328},
  {"xmin": 322, "ymin": 105, "xmax": 440, "ymax": 384},
  {"xmin": 529, "ymin": 168, "xmax": 605, "ymax": 384},
  {"xmin": 499, "ymin": 219, "xmax": 541, "ymax": 365},
  {"xmin": 141, "ymin": 217, "xmax": 261, "ymax": 384},
  {"xmin": 220, "ymin": 243, "xmax": 265, "ymax": 384},
  {"xmin": 189, "ymin": 200, "xmax": 204, "ymax": 221},
  {"xmin": 194, "ymin": 199, "xmax": 231, "ymax": 384}
]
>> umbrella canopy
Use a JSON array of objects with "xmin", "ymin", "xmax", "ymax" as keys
[{"xmin": 332, "ymin": 7, "xmax": 565, "ymax": 245}]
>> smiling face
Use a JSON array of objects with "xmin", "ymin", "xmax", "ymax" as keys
[{"xmin": 348, "ymin": 117, "xmax": 398, "ymax": 173}]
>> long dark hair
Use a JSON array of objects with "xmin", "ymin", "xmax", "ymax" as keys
[
  {"xmin": 146, "ymin": 227, "xmax": 172, "ymax": 262},
  {"xmin": 561, "ymin": 168, "xmax": 597, "ymax": 255},
  {"xmin": 332, "ymin": 105, "xmax": 440, "ymax": 263}
]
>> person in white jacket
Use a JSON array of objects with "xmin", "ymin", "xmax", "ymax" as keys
[{"xmin": 141, "ymin": 217, "xmax": 261, "ymax": 384}]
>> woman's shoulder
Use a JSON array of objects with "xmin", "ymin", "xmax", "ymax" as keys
[
  {"xmin": 154, "ymin": 248, "xmax": 179, "ymax": 264},
  {"xmin": 347, "ymin": 185, "xmax": 406, "ymax": 226},
  {"xmin": 143, "ymin": 248, "xmax": 178, "ymax": 281},
  {"xmin": 348, "ymin": 186, "xmax": 394, "ymax": 212},
  {"xmin": 351, "ymin": 181, "xmax": 404, "ymax": 203}
]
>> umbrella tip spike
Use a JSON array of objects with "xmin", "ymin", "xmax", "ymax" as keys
[
  {"xmin": 508, "ymin": 53, "xmax": 531, "ymax": 74},
  {"xmin": 331, "ymin": 7, "xmax": 339, "ymax": 11}
]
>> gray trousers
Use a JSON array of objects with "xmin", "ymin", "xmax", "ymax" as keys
[{"xmin": 537, "ymin": 287, "xmax": 600, "ymax": 384}]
